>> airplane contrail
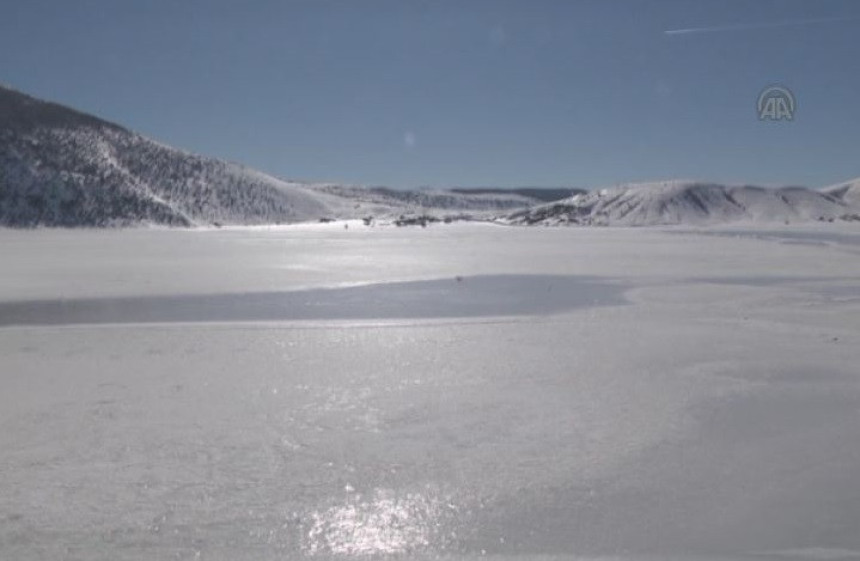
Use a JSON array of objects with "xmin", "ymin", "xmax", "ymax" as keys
[{"xmin": 665, "ymin": 16, "xmax": 853, "ymax": 36}]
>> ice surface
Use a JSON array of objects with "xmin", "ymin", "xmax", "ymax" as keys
[
  {"xmin": 0, "ymin": 275, "xmax": 625, "ymax": 327},
  {"xmin": 1, "ymin": 223, "xmax": 859, "ymax": 561}
]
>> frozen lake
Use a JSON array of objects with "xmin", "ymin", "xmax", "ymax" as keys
[
  {"xmin": 1, "ymin": 223, "xmax": 860, "ymax": 561},
  {"xmin": 0, "ymin": 275, "xmax": 625, "ymax": 327}
]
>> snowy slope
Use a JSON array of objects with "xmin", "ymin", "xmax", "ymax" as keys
[
  {"xmin": 505, "ymin": 180, "xmax": 860, "ymax": 226},
  {"xmin": 824, "ymin": 177, "xmax": 860, "ymax": 209},
  {"xmin": 4, "ymin": 84, "xmax": 856, "ymax": 228},
  {"xmin": 0, "ymin": 86, "xmax": 343, "ymax": 226},
  {"xmin": 308, "ymin": 184, "xmax": 545, "ymax": 214},
  {"xmin": 0, "ymin": 85, "xmax": 558, "ymax": 227}
]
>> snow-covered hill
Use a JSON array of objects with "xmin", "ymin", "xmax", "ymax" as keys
[
  {"xmin": 824, "ymin": 177, "xmax": 860, "ymax": 208},
  {"xmin": 308, "ymin": 184, "xmax": 545, "ymax": 214},
  {"xmin": 0, "ymin": 85, "xmax": 561, "ymax": 227},
  {"xmin": 3, "ymin": 85, "xmax": 858, "ymax": 229},
  {"xmin": 0, "ymin": 86, "xmax": 349, "ymax": 226},
  {"xmin": 505, "ymin": 180, "xmax": 860, "ymax": 226}
]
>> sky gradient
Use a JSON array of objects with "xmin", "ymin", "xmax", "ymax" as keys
[{"xmin": 2, "ymin": 0, "xmax": 859, "ymax": 189}]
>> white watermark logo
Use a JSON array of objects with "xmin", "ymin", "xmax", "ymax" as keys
[{"xmin": 757, "ymin": 85, "xmax": 796, "ymax": 121}]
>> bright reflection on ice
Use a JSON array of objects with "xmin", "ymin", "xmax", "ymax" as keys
[{"xmin": 303, "ymin": 487, "xmax": 454, "ymax": 556}]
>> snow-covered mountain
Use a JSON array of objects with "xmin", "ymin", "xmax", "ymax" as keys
[
  {"xmin": 0, "ymin": 85, "xmax": 562, "ymax": 227},
  {"xmin": 307, "ymin": 184, "xmax": 553, "ymax": 213},
  {"xmin": 824, "ymin": 177, "xmax": 860, "ymax": 208},
  {"xmin": 3, "ymin": 85, "xmax": 858, "ymax": 228},
  {"xmin": 0, "ymin": 86, "xmax": 343, "ymax": 226},
  {"xmin": 504, "ymin": 180, "xmax": 860, "ymax": 226}
]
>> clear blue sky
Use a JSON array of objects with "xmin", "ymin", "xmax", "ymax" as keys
[{"xmin": 2, "ymin": 0, "xmax": 858, "ymax": 188}]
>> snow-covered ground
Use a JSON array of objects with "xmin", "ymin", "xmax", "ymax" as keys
[{"xmin": 1, "ymin": 223, "xmax": 859, "ymax": 561}]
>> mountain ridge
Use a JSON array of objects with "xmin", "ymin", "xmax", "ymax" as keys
[
  {"xmin": 1, "ymin": 84, "xmax": 858, "ymax": 228},
  {"xmin": 0, "ymin": 85, "xmax": 565, "ymax": 227},
  {"xmin": 504, "ymin": 180, "xmax": 860, "ymax": 226}
]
